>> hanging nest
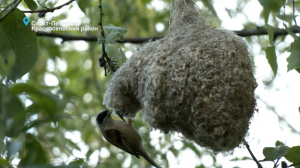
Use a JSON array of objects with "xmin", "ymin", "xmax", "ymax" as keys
[{"xmin": 103, "ymin": 0, "xmax": 257, "ymax": 153}]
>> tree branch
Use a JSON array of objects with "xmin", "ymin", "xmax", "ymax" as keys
[
  {"xmin": 35, "ymin": 26, "xmax": 300, "ymax": 43},
  {"xmin": 0, "ymin": 0, "xmax": 22, "ymax": 22},
  {"xmin": 22, "ymin": 0, "xmax": 75, "ymax": 14},
  {"xmin": 243, "ymin": 139, "xmax": 263, "ymax": 168}
]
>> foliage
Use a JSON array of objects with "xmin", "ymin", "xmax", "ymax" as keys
[
  {"xmin": 0, "ymin": 8, "xmax": 37, "ymax": 81},
  {"xmin": 258, "ymin": 0, "xmax": 300, "ymax": 75},
  {"xmin": 260, "ymin": 141, "xmax": 300, "ymax": 168}
]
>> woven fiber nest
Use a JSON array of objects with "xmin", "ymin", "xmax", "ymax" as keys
[{"xmin": 103, "ymin": 0, "xmax": 257, "ymax": 153}]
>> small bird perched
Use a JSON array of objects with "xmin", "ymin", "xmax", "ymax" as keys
[{"xmin": 96, "ymin": 110, "xmax": 161, "ymax": 168}]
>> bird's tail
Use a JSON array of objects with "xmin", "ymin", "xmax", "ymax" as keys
[{"xmin": 140, "ymin": 151, "xmax": 162, "ymax": 168}]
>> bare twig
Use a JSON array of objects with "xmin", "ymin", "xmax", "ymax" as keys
[
  {"xmin": 97, "ymin": 0, "xmax": 118, "ymax": 76},
  {"xmin": 0, "ymin": 0, "xmax": 22, "ymax": 22},
  {"xmin": 282, "ymin": 3, "xmax": 286, "ymax": 40},
  {"xmin": 22, "ymin": 0, "xmax": 75, "ymax": 15},
  {"xmin": 0, "ymin": 0, "xmax": 17, "ymax": 15},
  {"xmin": 274, "ymin": 158, "xmax": 280, "ymax": 168},
  {"xmin": 34, "ymin": 26, "xmax": 300, "ymax": 43},
  {"xmin": 243, "ymin": 139, "xmax": 263, "ymax": 168},
  {"xmin": 98, "ymin": 0, "xmax": 108, "ymax": 75},
  {"xmin": 257, "ymin": 96, "xmax": 300, "ymax": 134},
  {"xmin": 281, "ymin": 161, "xmax": 287, "ymax": 168},
  {"xmin": 179, "ymin": 62, "xmax": 190, "ymax": 105}
]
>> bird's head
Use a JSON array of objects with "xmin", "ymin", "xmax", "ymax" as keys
[{"xmin": 96, "ymin": 110, "xmax": 112, "ymax": 127}]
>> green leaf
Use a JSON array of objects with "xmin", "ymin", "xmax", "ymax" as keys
[
  {"xmin": 262, "ymin": 9, "xmax": 270, "ymax": 23},
  {"xmin": 258, "ymin": 0, "xmax": 285, "ymax": 22},
  {"xmin": 284, "ymin": 23, "xmax": 298, "ymax": 40},
  {"xmin": 10, "ymin": 83, "xmax": 58, "ymax": 115},
  {"xmin": 230, "ymin": 157, "xmax": 252, "ymax": 161},
  {"xmin": 266, "ymin": 24, "xmax": 275, "ymax": 43},
  {"xmin": 0, "ymin": 157, "xmax": 9, "ymax": 166},
  {"xmin": 105, "ymin": 43, "xmax": 120, "ymax": 57},
  {"xmin": 275, "ymin": 141, "xmax": 285, "ymax": 147},
  {"xmin": 285, "ymin": 146, "xmax": 300, "ymax": 163},
  {"xmin": 276, "ymin": 15, "xmax": 298, "ymax": 22},
  {"xmin": 263, "ymin": 145, "xmax": 290, "ymax": 161},
  {"xmin": 76, "ymin": 0, "xmax": 89, "ymax": 13},
  {"xmin": 103, "ymin": 26, "xmax": 128, "ymax": 36},
  {"xmin": 19, "ymin": 134, "xmax": 49, "ymax": 166},
  {"xmin": 258, "ymin": 0, "xmax": 285, "ymax": 12},
  {"xmin": 266, "ymin": 46, "xmax": 278, "ymax": 75},
  {"xmin": 0, "ymin": 128, "xmax": 4, "ymax": 155},
  {"xmin": 69, "ymin": 158, "xmax": 84, "ymax": 165},
  {"xmin": 0, "ymin": 8, "xmax": 37, "ymax": 81},
  {"xmin": 38, "ymin": 0, "xmax": 47, "ymax": 5},
  {"xmin": 0, "ymin": 84, "xmax": 25, "ymax": 137},
  {"xmin": 97, "ymin": 36, "xmax": 106, "ymax": 44},
  {"xmin": 10, "ymin": 83, "xmax": 57, "ymax": 101},
  {"xmin": 169, "ymin": 146, "xmax": 179, "ymax": 157},
  {"xmin": 7, "ymin": 140, "xmax": 22, "ymax": 159},
  {"xmin": 287, "ymin": 41, "xmax": 300, "ymax": 72},
  {"xmin": 86, "ymin": 149, "xmax": 93, "ymax": 160},
  {"xmin": 20, "ymin": 114, "xmax": 72, "ymax": 132},
  {"xmin": 106, "ymin": 31, "xmax": 125, "ymax": 43},
  {"xmin": 24, "ymin": 0, "xmax": 38, "ymax": 11}
]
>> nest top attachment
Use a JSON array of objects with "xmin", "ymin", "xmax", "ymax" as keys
[{"xmin": 103, "ymin": 0, "xmax": 256, "ymax": 153}]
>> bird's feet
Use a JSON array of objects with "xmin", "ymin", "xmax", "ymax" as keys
[{"xmin": 116, "ymin": 108, "xmax": 129, "ymax": 122}]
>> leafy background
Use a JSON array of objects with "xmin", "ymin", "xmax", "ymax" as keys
[{"xmin": 0, "ymin": 0, "xmax": 300, "ymax": 168}]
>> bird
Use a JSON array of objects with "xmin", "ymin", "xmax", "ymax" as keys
[{"xmin": 96, "ymin": 109, "xmax": 161, "ymax": 168}]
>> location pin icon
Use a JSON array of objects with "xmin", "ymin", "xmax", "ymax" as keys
[{"xmin": 23, "ymin": 17, "xmax": 30, "ymax": 26}]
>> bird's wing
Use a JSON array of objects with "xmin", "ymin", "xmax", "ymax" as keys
[
  {"xmin": 120, "ymin": 135, "xmax": 140, "ymax": 158},
  {"xmin": 105, "ymin": 129, "xmax": 122, "ymax": 147},
  {"xmin": 105, "ymin": 129, "xmax": 139, "ymax": 158}
]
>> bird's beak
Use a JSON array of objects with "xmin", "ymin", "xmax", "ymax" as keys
[
  {"xmin": 116, "ymin": 110, "xmax": 126, "ymax": 122},
  {"xmin": 118, "ymin": 114, "xmax": 126, "ymax": 122},
  {"xmin": 107, "ymin": 111, "xmax": 112, "ymax": 115}
]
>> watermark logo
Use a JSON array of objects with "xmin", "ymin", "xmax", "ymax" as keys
[
  {"xmin": 22, "ymin": 18, "xmax": 99, "ymax": 32},
  {"xmin": 23, "ymin": 17, "xmax": 30, "ymax": 26}
]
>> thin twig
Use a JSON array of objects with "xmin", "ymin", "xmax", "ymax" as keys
[
  {"xmin": 243, "ymin": 139, "xmax": 263, "ymax": 168},
  {"xmin": 22, "ymin": 0, "xmax": 75, "ymax": 14},
  {"xmin": 281, "ymin": 161, "xmax": 287, "ymax": 168},
  {"xmin": 274, "ymin": 158, "xmax": 280, "ymax": 168},
  {"xmin": 98, "ymin": 0, "xmax": 108, "ymax": 76},
  {"xmin": 98, "ymin": 1, "xmax": 105, "ymax": 38},
  {"xmin": 257, "ymin": 96, "xmax": 300, "ymax": 134},
  {"xmin": 34, "ymin": 26, "xmax": 300, "ymax": 43},
  {"xmin": 292, "ymin": 0, "xmax": 300, "ymax": 33},
  {"xmin": 0, "ymin": 0, "xmax": 17, "ymax": 15},
  {"xmin": 179, "ymin": 62, "xmax": 190, "ymax": 105},
  {"xmin": 280, "ymin": 3, "xmax": 286, "ymax": 41},
  {"xmin": 97, "ymin": 0, "xmax": 117, "ymax": 75},
  {"xmin": 0, "ymin": 0, "xmax": 22, "ymax": 22}
]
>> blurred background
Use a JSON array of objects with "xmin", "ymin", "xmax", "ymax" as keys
[{"xmin": 0, "ymin": 0, "xmax": 300, "ymax": 167}]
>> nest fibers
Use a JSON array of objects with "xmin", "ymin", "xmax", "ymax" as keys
[{"xmin": 103, "ymin": 0, "xmax": 256, "ymax": 153}]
